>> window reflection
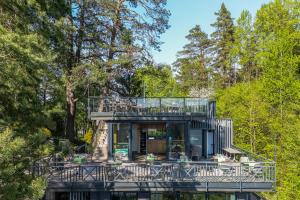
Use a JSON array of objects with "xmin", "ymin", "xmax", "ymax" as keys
[
  {"xmin": 113, "ymin": 124, "xmax": 130, "ymax": 161},
  {"xmin": 180, "ymin": 193, "xmax": 206, "ymax": 200},
  {"xmin": 167, "ymin": 123, "xmax": 186, "ymax": 160}
]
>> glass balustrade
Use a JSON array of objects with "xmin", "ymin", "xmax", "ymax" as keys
[{"xmin": 89, "ymin": 97, "xmax": 213, "ymax": 115}]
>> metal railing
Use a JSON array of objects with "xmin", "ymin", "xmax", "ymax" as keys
[
  {"xmin": 88, "ymin": 97, "xmax": 213, "ymax": 115},
  {"xmin": 33, "ymin": 161, "xmax": 275, "ymax": 190}
]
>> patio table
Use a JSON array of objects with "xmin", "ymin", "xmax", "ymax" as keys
[{"xmin": 223, "ymin": 148, "xmax": 243, "ymax": 160}]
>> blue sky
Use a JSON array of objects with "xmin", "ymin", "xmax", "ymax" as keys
[{"xmin": 152, "ymin": 0, "xmax": 271, "ymax": 65}]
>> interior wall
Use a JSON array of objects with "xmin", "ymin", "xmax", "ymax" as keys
[
  {"xmin": 132, "ymin": 124, "xmax": 138, "ymax": 152},
  {"xmin": 136, "ymin": 123, "xmax": 166, "ymax": 155},
  {"xmin": 147, "ymin": 140, "xmax": 167, "ymax": 154}
]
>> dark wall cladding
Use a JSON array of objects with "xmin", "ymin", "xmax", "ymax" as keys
[
  {"xmin": 190, "ymin": 118, "xmax": 233, "ymax": 153},
  {"xmin": 53, "ymin": 192, "xmax": 90, "ymax": 200}
]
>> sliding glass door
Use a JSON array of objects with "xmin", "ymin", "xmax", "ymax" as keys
[
  {"xmin": 167, "ymin": 123, "xmax": 186, "ymax": 160},
  {"xmin": 113, "ymin": 123, "xmax": 130, "ymax": 161}
]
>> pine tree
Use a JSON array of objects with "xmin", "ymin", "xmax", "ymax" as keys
[
  {"xmin": 210, "ymin": 3, "xmax": 235, "ymax": 88},
  {"xmin": 174, "ymin": 25, "xmax": 210, "ymax": 93},
  {"xmin": 0, "ymin": 1, "xmax": 58, "ymax": 199},
  {"xmin": 50, "ymin": 0, "xmax": 170, "ymax": 141}
]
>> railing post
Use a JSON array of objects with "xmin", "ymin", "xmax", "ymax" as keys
[
  {"xmin": 103, "ymin": 166, "xmax": 106, "ymax": 188},
  {"xmin": 240, "ymin": 163, "xmax": 242, "ymax": 192},
  {"xmin": 274, "ymin": 162, "xmax": 276, "ymax": 191},
  {"xmin": 159, "ymin": 98, "xmax": 162, "ymax": 113},
  {"xmin": 183, "ymin": 98, "xmax": 186, "ymax": 113},
  {"xmin": 205, "ymin": 163, "xmax": 208, "ymax": 192}
]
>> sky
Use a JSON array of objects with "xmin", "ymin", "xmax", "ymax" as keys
[{"xmin": 152, "ymin": 0, "xmax": 271, "ymax": 65}]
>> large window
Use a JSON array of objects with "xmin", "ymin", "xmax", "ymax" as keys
[
  {"xmin": 151, "ymin": 193, "xmax": 175, "ymax": 200},
  {"xmin": 146, "ymin": 124, "xmax": 166, "ymax": 139},
  {"xmin": 179, "ymin": 193, "xmax": 205, "ymax": 200},
  {"xmin": 144, "ymin": 123, "xmax": 167, "ymax": 155},
  {"xmin": 112, "ymin": 192, "xmax": 137, "ymax": 200},
  {"xmin": 208, "ymin": 193, "xmax": 235, "ymax": 200},
  {"xmin": 113, "ymin": 124, "xmax": 130, "ymax": 160},
  {"xmin": 167, "ymin": 123, "xmax": 185, "ymax": 160}
]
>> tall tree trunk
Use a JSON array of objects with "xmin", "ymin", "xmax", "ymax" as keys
[
  {"xmin": 65, "ymin": 1, "xmax": 75, "ymax": 142},
  {"xmin": 66, "ymin": 80, "xmax": 76, "ymax": 142},
  {"xmin": 93, "ymin": 0, "xmax": 124, "ymax": 150},
  {"xmin": 65, "ymin": 0, "xmax": 84, "ymax": 142}
]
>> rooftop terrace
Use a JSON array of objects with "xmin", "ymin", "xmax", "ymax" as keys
[{"xmin": 88, "ymin": 97, "xmax": 216, "ymax": 120}]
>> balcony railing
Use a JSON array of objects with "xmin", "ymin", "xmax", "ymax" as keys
[
  {"xmin": 34, "ymin": 161, "xmax": 275, "ymax": 191},
  {"xmin": 88, "ymin": 97, "xmax": 215, "ymax": 117}
]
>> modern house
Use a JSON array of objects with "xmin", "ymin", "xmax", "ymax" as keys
[{"xmin": 41, "ymin": 97, "xmax": 275, "ymax": 200}]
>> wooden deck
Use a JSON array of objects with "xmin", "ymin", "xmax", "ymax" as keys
[{"xmin": 35, "ymin": 161, "xmax": 275, "ymax": 192}]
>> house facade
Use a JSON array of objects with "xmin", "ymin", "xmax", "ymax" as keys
[
  {"xmin": 42, "ymin": 97, "xmax": 275, "ymax": 200},
  {"xmin": 93, "ymin": 97, "xmax": 232, "ymax": 162}
]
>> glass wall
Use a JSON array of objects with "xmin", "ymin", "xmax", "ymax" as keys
[
  {"xmin": 179, "ymin": 193, "xmax": 206, "ymax": 200},
  {"xmin": 208, "ymin": 193, "xmax": 235, "ymax": 200},
  {"xmin": 113, "ymin": 124, "xmax": 130, "ymax": 161},
  {"xmin": 111, "ymin": 192, "xmax": 137, "ymax": 200},
  {"xmin": 151, "ymin": 193, "xmax": 176, "ymax": 200},
  {"xmin": 167, "ymin": 123, "xmax": 186, "ymax": 160},
  {"xmin": 144, "ymin": 123, "xmax": 167, "ymax": 156},
  {"xmin": 89, "ymin": 97, "xmax": 211, "ymax": 114}
]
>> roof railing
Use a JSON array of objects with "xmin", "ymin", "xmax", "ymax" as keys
[{"xmin": 88, "ymin": 97, "xmax": 215, "ymax": 116}]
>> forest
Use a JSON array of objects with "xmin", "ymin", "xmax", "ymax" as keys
[{"xmin": 0, "ymin": 0, "xmax": 299, "ymax": 199}]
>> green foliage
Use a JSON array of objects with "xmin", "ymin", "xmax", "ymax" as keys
[
  {"xmin": 58, "ymin": 139, "xmax": 73, "ymax": 156},
  {"xmin": 0, "ymin": 23, "xmax": 53, "ymax": 129},
  {"xmin": 210, "ymin": 3, "xmax": 235, "ymax": 88},
  {"xmin": 0, "ymin": 129, "xmax": 48, "ymax": 200},
  {"xmin": 216, "ymin": 81, "xmax": 300, "ymax": 200},
  {"xmin": 216, "ymin": 82, "xmax": 273, "ymax": 156},
  {"xmin": 131, "ymin": 65, "xmax": 183, "ymax": 97},
  {"xmin": 45, "ymin": 0, "xmax": 170, "ymax": 141},
  {"xmin": 174, "ymin": 25, "xmax": 210, "ymax": 93},
  {"xmin": 216, "ymin": 1, "xmax": 300, "ymax": 199},
  {"xmin": 231, "ymin": 10, "xmax": 259, "ymax": 81},
  {"xmin": 0, "ymin": 1, "xmax": 56, "ymax": 198}
]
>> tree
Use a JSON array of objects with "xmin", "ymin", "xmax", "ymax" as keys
[
  {"xmin": 174, "ymin": 25, "xmax": 210, "ymax": 93},
  {"xmin": 130, "ymin": 65, "xmax": 183, "ymax": 97},
  {"xmin": 0, "ymin": 1, "xmax": 58, "ymax": 199},
  {"xmin": 232, "ymin": 10, "xmax": 259, "ymax": 81},
  {"xmin": 51, "ymin": 0, "xmax": 170, "ymax": 141},
  {"xmin": 216, "ymin": 1, "xmax": 300, "ymax": 199},
  {"xmin": 210, "ymin": 3, "xmax": 235, "ymax": 88},
  {"xmin": 254, "ymin": 1, "xmax": 300, "ymax": 198},
  {"xmin": 0, "ymin": 129, "xmax": 51, "ymax": 200}
]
